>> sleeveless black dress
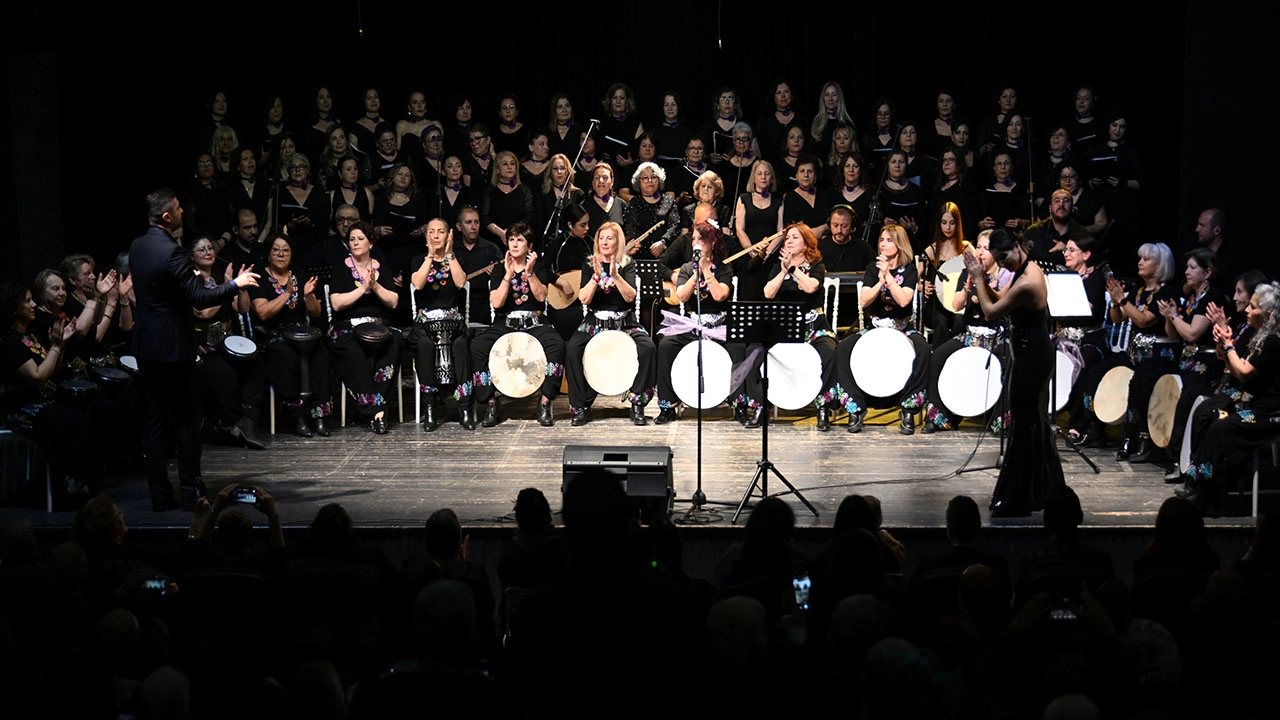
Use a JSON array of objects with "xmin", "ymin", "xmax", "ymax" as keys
[{"xmin": 991, "ymin": 262, "xmax": 1065, "ymax": 516}]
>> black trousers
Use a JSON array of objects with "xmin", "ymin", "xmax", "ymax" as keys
[
  {"xmin": 408, "ymin": 323, "xmax": 473, "ymax": 407},
  {"xmin": 832, "ymin": 329, "xmax": 931, "ymax": 414},
  {"xmin": 137, "ymin": 359, "xmax": 204, "ymax": 503},
  {"xmin": 565, "ymin": 325, "xmax": 658, "ymax": 411},
  {"xmin": 328, "ymin": 329, "xmax": 403, "ymax": 417},
  {"xmin": 257, "ymin": 339, "xmax": 334, "ymax": 417}
]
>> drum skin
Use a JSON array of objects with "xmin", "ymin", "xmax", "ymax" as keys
[
  {"xmin": 1094, "ymin": 366, "xmax": 1134, "ymax": 425},
  {"xmin": 850, "ymin": 328, "xmax": 914, "ymax": 398},
  {"xmin": 672, "ymin": 340, "xmax": 732, "ymax": 409},
  {"xmin": 489, "ymin": 331, "xmax": 548, "ymax": 399},
  {"xmin": 938, "ymin": 346, "xmax": 1004, "ymax": 417},
  {"xmin": 583, "ymin": 330, "xmax": 639, "ymax": 396}
]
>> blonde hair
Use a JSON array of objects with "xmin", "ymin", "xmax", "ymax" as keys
[
  {"xmin": 594, "ymin": 221, "xmax": 632, "ymax": 268},
  {"xmin": 879, "ymin": 224, "xmax": 913, "ymax": 267}
]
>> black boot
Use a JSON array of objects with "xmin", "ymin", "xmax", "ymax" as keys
[
  {"xmin": 481, "ymin": 399, "xmax": 501, "ymax": 427},
  {"xmin": 1116, "ymin": 434, "xmax": 1134, "ymax": 461},
  {"xmin": 1130, "ymin": 434, "xmax": 1154, "ymax": 463},
  {"xmin": 1174, "ymin": 476, "xmax": 1198, "ymax": 498},
  {"xmin": 313, "ymin": 414, "xmax": 331, "ymax": 437},
  {"xmin": 421, "ymin": 392, "xmax": 438, "ymax": 432},
  {"xmin": 817, "ymin": 406, "xmax": 832, "ymax": 431},
  {"xmin": 293, "ymin": 412, "xmax": 314, "ymax": 438},
  {"xmin": 921, "ymin": 419, "xmax": 937, "ymax": 434},
  {"xmin": 654, "ymin": 406, "xmax": 678, "ymax": 425},
  {"xmin": 899, "ymin": 408, "xmax": 916, "ymax": 435},
  {"xmin": 460, "ymin": 405, "xmax": 478, "ymax": 431},
  {"xmin": 1078, "ymin": 421, "xmax": 1109, "ymax": 448},
  {"xmin": 735, "ymin": 403, "xmax": 748, "ymax": 424},
  {"xmin": 571, "ymin": 408, "xmax": 591, "ymax": 426},
  {"xmin": 848, "ymin": 410, "xmax": 865, "ymax": 433},
  {"xmin": 630, "ymin": 403, "xmax": 648, "ymax": 426},
  {"xmin": 537, "ymin": 399, "xmax": 554, "ymax": 426},
  {"xmin": 745, "ymin": 406, "xmax": 764, "ymax": 429},
  {"xmin": 231, "ymin": 416, "xmax": 266, "ymax": 450}
]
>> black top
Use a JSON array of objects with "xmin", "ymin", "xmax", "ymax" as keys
[
  {"xmin": 1, "ymin": 329, "xmax": 52, "ymax": 417},
  {"xmin": 756, "ymin": 111, "xmax": 805, "ymax": 168},
  {"xmin": 1068, "ymin": 118, "xmax": 1102, "ymax": 157},
  {"xmin": 492, "ymin": 124, "xmax": 530, "ymax": 157},
  {"xmin": 275, "ymin": 185, "xmax": 332, "ymax": 269},
  {"xmin": 184, "ymin": 180, "xmax": 234, "ymax": 241},
  {"xmin": 817, "ymin": 237, "xmax": 873, "ymax": 274},
  {"xmin": 1024, "ymin": 217, "xmax": 1084, "ymax": 266},
  {"xmin": 1127, "ymin": 282, "xmax": 1183, "ymax": 337},
  {"xmin": 372, "ymin": 192, "xmax": 432, "ymax": 276},
  {"xmin": 621, "ymin": 194, "xmax": 681, "ymax": 254},
  {"xmin": 981, "ymin": 185, "xmax": 1031, "ymax": 230},
  {"xmin": 598, "ymin": 115, "xmax": 641, "ymax": 167},
  {"xmin": 454, "ymin": 239, "xmax": 505, "ymax": 325},
  {"xmin": 547, "ymin": 231, "xmax": 593, "ymax": 277},
  {"xmin": 490, "ymin": 258, "xmax": 554, "ymax": 316},
  {"xmin": 227, "ymin": 178, "xmax": 271, "ymax": 227},
  {"xmin": 480, "ymin": 184, "xmax": 536, "ymax": 246},
  {"xmin": 1241, "ymin": 334, "xmax": 1280, "ymax": 414},
  {"xmin": 902, "ymin": 152, "xmax": 937, "ymax": 189},
  {"xmin": 248, "ymin": 272, "xmax": 311, "ymax": 335},
  {"xmin": 675, "ymin": 261, "xmax": 736, "ymax": 314},
  {"xmin": 408, "ymin": 254, "xmax": 465, "ymax": 313},
  {"xmin": 580, "ymin": 259, "xmax": 638, "ymax": 313},
  {"xmin": 537, "ymin": 188, "xmax": 586, "ymax": 254},
  {"xmin": 461, "ymin": 153, "xmax": 494, "ymax": 188},
  {"xmin": 1055, "ymin": 268, "xmax": 1109, "ymax": 328},
  {"xmin": 650, "ymin": 123, "xmax": 693, "ymax": 169},
  {"xmin": 782, "ymin": 188, "xmax": 832, "ymax": 230},
  {"xmin": 928, "ymin": 179, "xmax": 983, "ymax": 241},
  {"xmin": 861, "ymin": 261, "xmax": 917, "ymax": 320},
  {"xmin": 737, "ymin": 192, "xmax": 782, "ymax": 245},
  {"xmin": 666, "ymin": 163, "xmax": 706, "ymax": 205},
  {"xmin": 709, "ymin": 159, "xmax": 754, "ymax": 199},
  {"xmin": 764, "ymin": 256, "xmax": 826, "ymax": 313},
  {"xmin": 547, "ymin": 122, "xmax": 582, "ymax": 160},
  {"xmin": 328, "ymin": 257, "xmax": 396, "ymax": 325},
  {"xmin": 585, "ymin": 194, "xmax": 627, "ymax": 240},
  {"xmin": 436, "ymin": 184, "xmax": 478, "ymax": 231}
]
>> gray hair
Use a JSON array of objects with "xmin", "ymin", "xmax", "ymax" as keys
[
  {"xmin": 1251, "ymin": 282, "xmax": 1280, "ymax": 356},
  {"xmin": 1137, "ymin": 242, "xmax": 1176, "ymax": 285},
  {"xmin": 631, "ymin": 161, "xmax": 666, "ymax": 190}
]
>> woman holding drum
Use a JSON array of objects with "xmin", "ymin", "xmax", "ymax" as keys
[
  {"xmin": 1173, "ymin": 282, "xmax": 1280, "ymax": 515},
  {"xmin": 408, "ymin": 218, "xmax": 474, "ymax": 432},
  {"xmin": 830, "ymin": 224, "xmax": 931, "ymax": 434},
  {"xmin": 922, "ymin": 229, "xmax": 1012, "ymax": 433},
  {"xmin": 1067, "ymin": 242, "xmax": 1180, "ymax": 448},
  {"xmin": 248, "ymin": 233, "xmax": 332, "ymax": 438},
  {"xmin": 327, "ymin": 221, "xmax": 401, "ymax": 434},
  {"xmin": 961, "ymin": 228, "xmax": 1065, "ymax": 517},
  {"xmin": 1120, "ymin": 248, "xmax": 1227, "ymax": 463},
  {"xmin": 654, "ymin": 220, "xmax": 741, "ymax": 425},
  {"xmin": 471, "ymin": 223, "xmax": 562, "ymax": 427},
  {"xmin": 564, "ymin": 221, "xmax": 657, "ymax": 426},
  {"xmin": 739, "ymin": 222, "xmax": 837, "ymax": 429},
  {"xmin": 921, "ymin": 201, "xmax": 973, "ymax": 347}
]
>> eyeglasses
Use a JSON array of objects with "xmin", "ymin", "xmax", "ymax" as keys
[
  {"xmin": 288, "ymin": 165, "xmax": 307, "ymax": 171},
  {"xmin": 1060, "ymin": 173, "xmax": 1078, "ymax": 180},
  {"xmin": 425, "ymin": 136, "xmax": 442, "ymax": 142},
  {"xmin": 501, "ymin": 104, "xmax": 517, "ymax": 110},
  {"xmin": 733, "ymin": 136, "xmax": 750, "ymax": 143},
  {"xmin": 469, "ymin": 136, "xmax": 488, "ymax": 143},
  {"xmin": 337, "ymin": 216, "xmax": 358, "ymax": 224},
  {"xmin": 196, "ymin": 160, "xmax": 213, "ymax": 167},
  {"xmin": 719, "ymin": 95, "xmax": 735, "ymax": 102}
]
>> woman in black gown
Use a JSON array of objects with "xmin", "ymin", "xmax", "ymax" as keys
[
  {"xmin": 961, "ymin": 228, "xmax": 1065, "ymax": 517},
  {"xmin": 732, "ymin": 159, "xmax": 784, "ymax": 300}
]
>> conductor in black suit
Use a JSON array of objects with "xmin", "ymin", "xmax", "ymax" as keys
[{"xmin": 130, "ymin": 188, "xmax": 260, "ymax": 511}]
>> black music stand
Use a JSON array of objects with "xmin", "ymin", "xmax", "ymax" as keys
[
  {"xmin": 634, "ymin": 259, "xmax": 665, "ymax": 334},
  {"xmin": 728, "ymin": 301, "xmax": 819, "ymax": 523},
  {"xmin": 1045, "ymin": 271, "xmax": 1101, "ymax": 474}
]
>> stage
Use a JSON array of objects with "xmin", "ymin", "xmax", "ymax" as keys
[{"xmin": 1, "ymin": 397, "xmax": 1259, "ymax": 532}]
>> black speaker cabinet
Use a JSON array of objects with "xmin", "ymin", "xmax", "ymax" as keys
[{"xmin": 562, "ymin": 445, "xmax": 674, "ymax": 521}]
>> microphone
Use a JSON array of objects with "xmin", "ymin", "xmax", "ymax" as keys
[
  {"xmin": 588, "ymin": 118, "xmax": 603, "ymax": 125},
  {"xmin": 692, "ymin": 247, "xmax": 702, "ymax": 260}
]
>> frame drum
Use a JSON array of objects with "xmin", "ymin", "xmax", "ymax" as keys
[
  {"xmin": 938, "ymin": 346, "xmax": 1004, "ymax": 417},
  {"xmin": 489, "ymin": 331, "xmax": 548, "ymax": 399},
  {"xmin": 764, "ymin": 342, "xmax": 822, "ymax": 410},
  {"xmin": 583, "ymin": 330, "xmax": 638, "ymax": 396},
  {"xmin": 935, "ymin": 256, "xmax": 969, "ymax": 315},
  {"xmin": 850, "ymin": 327, "xmax": 915, "ymax": 398},
  {"xmin": 1094, "ymin": 366, "xmax": 1134, "ymax": 425},
  {"xmin": 118, "ymin": 355, "xmax": 139, "ymax": 375},
  {"xmin": 1148, "ymin": 373, "xmax": 1183, "ymax": 448},
  {"xmin": 1179, "ymin": 394, "xmax": 1208, "ymax": 473},
  {"xmin": 671, "ymin": 339, "xmax": 732, "ymax": 409},
  {"xmin": 1048, "ymin": 350, "xmax": 1075, "ymax": 413}
]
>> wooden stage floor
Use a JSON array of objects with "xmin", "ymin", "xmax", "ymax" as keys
[{"xmin": 3, "ymin": 396, "xmax": 1256, "ymax": 532}]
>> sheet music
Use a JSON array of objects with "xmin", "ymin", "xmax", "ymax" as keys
[{"xmin": 1044, "ymin": 272, "xmax": 1093, "ymax": 318}]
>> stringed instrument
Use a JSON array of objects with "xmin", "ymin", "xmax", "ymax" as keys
[
  {"xmin": 661, "ymin": 229, "xmax": 784, "ymax": 306},
  {"xmin": 547, "ymin": 220, "xmax": 665, "ymax": 310}
]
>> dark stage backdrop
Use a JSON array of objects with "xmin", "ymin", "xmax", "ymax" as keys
[{"xmin": 1, "ymin": 0, "xmax": 1274, "ymax": 284}]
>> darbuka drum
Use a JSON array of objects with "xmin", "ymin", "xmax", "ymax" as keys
[
  {"xmin": 220, "ymin": 335, "xmax": 259, "ymax": 368},
  {"xmin": 1094, "ymin": 366, "xmax": 1134, "ymax": 425},
  {"xmin": 422, "ymin": 315, "xmax": 463, "ymax": 385},
  {"xmin": 1148, "ymin": 373, "xmax": 1184, "ymax": 448},
  {"xmin": 671, "ymin": 339, "xmax": 732, "ymax": 409},
  {"xmin": 583, "ymin": 330, "xmax": 639, "ymax": 396},
  {"xmin": 938, "ymin": 346, "xmax": 1004, "ymax": 417},
  {"xmin": 850, "ymin": 327, "xmax": 915, "ymax": 398},
  {"xmin": 1048, "ymin": 350, "xmax": 1075, "ymax": 413},
  {"xmin": 935, "ymin": 256, "xmax": 968, "ymax": 315},
  {"xmin": 764, "ymin": 342, "xmax": 822, "ymax": 410},
  {"xmin": 354, "ymin": 322, "xmax": 391, "ymax": 353},
  {"xmin": 489, "ymin": 332, "xmax": 548, "ymax": 399},
  {"xmin": 57, "ymin": 379, "xmax": 99, "ymax": 408},
  {"xmin": 91, "ymin": 367, "xmax": 131, "ymax": 396},
  {"xmin": 283, "ymin": 325, "xmax": 323, "ymax": 399},
  {"xmin": 1179, "ymin": 394, "xmax": 1207, "ymax": 473}
]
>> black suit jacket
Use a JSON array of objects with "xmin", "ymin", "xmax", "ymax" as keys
[{"xmin": 130, "ymin": 225, "xmax": 241, "ymax": 363}]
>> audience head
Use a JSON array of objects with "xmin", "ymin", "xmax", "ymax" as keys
[
  {"xmin": 1043, "ymin": 485, "xmax": 1084, "ymax": 535},
  {"xmin": 424, "ymin": 508, "xmax": 464, "ymax": 561},
  {"xmin": 945, "ymin": 495, "xmax": 982, "ymax": 545}
]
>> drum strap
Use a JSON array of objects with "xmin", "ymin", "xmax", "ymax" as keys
[
  {"xmin": 657, "ymin": 309, "xmax": 727, "ymax": 340},
  {"xmin": 1057, "ymin": 339, "xmax": 1086, "ymax": 384}
]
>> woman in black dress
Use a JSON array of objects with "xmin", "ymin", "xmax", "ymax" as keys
[
  {"xmin": 492, "ymin": 93, "xmax": 528, "ymax": 156},
  {"xmin": 274, "ymin": 153, "xmax": 330, "ymax": 269},
  {"xmin": 897, "ymin": 120, "xmax": 936, "ymax": 189},
  {"xmin": 471, "ymin": 223, "xmax": 563, "ymax": 427},
  {"xmin": 778, "ymin": 125, "xmax": 807, "ymax": 194},
  {"xmin": 521, "ymin": 130, "xmax": 551, "ymax": 190},
  {"xmin": 877, "ymin": 149, "xmax": 925, "ymax": 251},
  {"xmin": 408, "ymin": 218, "xmax": 473, "ymax": 432},
  {"xmin": 1057, "ymin": 163, "xmax": 1107, "ymax": 236},
  {"xmin": 962, "ymin": 228, "xmax": 1066, "ymax": 517},
  {"xmin": 929, "ymin": 146, "xmax": 981, "ymax": 241},
  {"xmin": 545, "ymin": 203, "xmax": 593, "ymax": 340},
  {"xmin": 733, "ymin": 159, "xmax": 784, "ymax": 300},
  {"xmin": 978, "ymin": 152, "xmax": 1031, "ymax": 236},
  {"xmin": 1068, "ymin": 85, "xmax": 1102, "ymax": 158},
  {"xmin": 1034, "ymin": 123, "xmax": 1075, "ymax": 218},
  {"xmin": 809, "ymin": 81, "xmax": 855, "ymax": 167},
  {"xmin": 437, "ymin": 156, "xmax": 475, "ymax": 231},
  {"xmin": 1175, "ymin": 282, "xmax": 1280, "ymax": 515},
  {"xmin": 248, "ymin": 233, "xmax": 332, "ymax": 437},
  {"xmin": 481, "ymin": 151, "xmax": 536, "ymax": 248},
  {"xmin": 368, "ymin": 124, "xmax": 404, "ymax": 193},
  {"xmin": 210, "ymin": 125, "xmax": 240, "ymax": 179},
  {"xmin": 326, "ymin": 221, "xmax": 400, "ymax": 434},
  {"xmin": 462, "ymin": 124, "xmax": 495, "ymax": 189},
  {"xmin": 824, "ymin": 124, "xmax": 857, "ymax": 182},
  {"xmin": 710, "ymin": 122, "xmax": 757, "ymax": 200},
  {"xmin": 327, "ymin": 156, "xmax": 375, "ymax": 228},
  {"xmin": 255, "ymin": 94, "xmax": 288, "ymax": 163},
  {"xmin": 395, "ymin": 90, "xmax": 435, "ymax": 156},
  {"xmin": 756, "ymin": 79, "xmax": 803, "ymax": 168},
  {"xmin": 651, "ymin": 92, "xmax": 692, "ymax": 175},
  {"xmin": 668, "ymin": 136, "xmax": 708, "ymax": 208},
  {"xmin": 584, "ymin": 163, "xmax": 626, "ymax": 240},
  {"xmin": 700, "ymin": 86, "xmax": 747, "ymax": 165},
  {"xmin": 564, "ymin": 222, "xmax": 658, "ymax": 426},
  {"xmin": 303, "ymin": 86, "xmax": 339, "ymax": 160},
  {"xmin": 599, "ymin": 83, "xmax": 644, "ymax": 174},
  {"xmin": 921, "ymin": 202, "xmax": 974, "ymax": 346},
  {"xmin": 546, "ymin": 93, "xmax": 580, "ymax": 161},
  {"xmin": 976, "ymin": 86, "xmax": 1021, "ymax": 158},
  {"xmin": 864, "ymin": 98, "xmax": 898, "ymax": 173},
  {"xmin": 350, "ymin": 88, "xmax": 385, "ymax": 157},
  {"xmin": 228, "ymin": 146, "xmax": 269, "ymax": 234},
  {"xmin": 413, "ymin": 124, "xmax": 446, "ymax": 197},
  {"xmin": 831, "ymin": 224, "xmax": 931, "ymax": 434},
  {"xmin": 833, "ymin": 152, "xmax": 872, "ymax": 238},
  {"xmin": 184, "ymin": 152, "xmax": 234, "ymax": 248},
  {"xmin": 984, "ymin": 113, "xmax": 1031, "ymax": 187},
  {"xmin": 616, "ymin": 132, "xmax": 661, "ymax": 201},
  {"xmin": 782, "ymin": 155, "xmax": 831, "ymax": 238},
  {"xmin": 923, "ymin": 90, "xmax": 959, "ymax": 159},
  {"xmin": 621, "ymin": 161, "xmax": 681, "ymax": 259},
  {"xmin": 951, "ymin": 121, "xmax": 977, "ymax": 172},
  {"xmin": 318, "ymin": 124, "xmax": 360, "ymax": 192},
  {"xmin": 537, "ymin": 153, "xmax": 584, "ymax": 253},
  {"xmin": 371, "ymin": 162, "xmax": 431, "ymax": 280}
]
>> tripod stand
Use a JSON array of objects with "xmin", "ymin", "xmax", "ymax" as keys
[{"xmin": 728, "ymin": 301, "xmax": 819, "ymax": 523}]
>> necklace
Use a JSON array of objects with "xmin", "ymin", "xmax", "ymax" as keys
[{"xmin": 269, "ymin": 271, "xmax": 299, "ymax": 309}]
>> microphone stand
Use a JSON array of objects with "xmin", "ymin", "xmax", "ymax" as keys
[{"xmin": 861, "ymin": 124, "xmax": 904, "ymax": 247}]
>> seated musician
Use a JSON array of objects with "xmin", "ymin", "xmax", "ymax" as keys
[
  {"xmin": 830, "ymin": 224, "xmax": 932, "ymax": 434},
  {"xmin": 1056, "ymin": 234, "xmax": 1110, "ymax": 443},
  {"xmin": 564, "ymin": 222, "xmax": 658, "ymax": 426},
  {"xmin": 470, "ymin": 222, "xmax": 563, "ymax": 427},
  {"xmin": 326, "ymin": 221, "xmax": 401, "ymax": 434},
  {"xmin": 248, "ymin": 233, "xmax": 332, "ymax": 438},
  {"xmin": 408, "ymin": 218, "xmax": 474, "ymax": 432}
]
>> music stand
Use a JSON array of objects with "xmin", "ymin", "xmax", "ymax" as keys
[
  {"xmin": 1045, "ymin": 271, "xmax": 1101, "ymax": 474},
  {"xmin": 728, "ymin": 301, "xmax": 819, "ymax": 523},
  {"xmin": 633, "ymin": 259, "xmax": 665, "ymax": 335}
]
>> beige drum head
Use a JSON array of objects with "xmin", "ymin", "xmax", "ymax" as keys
[
  {"xmin": 764, "ymin": 342, "xmax": 822, "ymax": 410},
  {"xmin": 489, "ymin": 331, "xmax": 548, "ymax": 399},
  {"xmin": 938, "ymin": 346, "xmax": 1004, "ymax": 417},
  {"xmin": 1148, "ymin": 373, "xmax": 1184, "ymax": 448},
  {"xmin": 850, "ymin": 327, "xmax": 915, "ymax": 398},
  {"xmin": 1179, "ymin": 394, "xmax": 1207, "ymax": 473},
  {"xmin": 1094, "ymin": 365, "xmax": 1134, "ymax": 425},
  {"xmin": 935, "ymin": 256, "xmax": 968, "ymax": 315},
  {"xmin": 672, "ymin": 339, "xmax": 732, "ymax": 409},
  {"xmin": 222, "ymin": 335, "xmax": 258, "ymax": 358},
  {"xmin": 119, "ymin": 355, "xmax": 139, "ymax": 375},
  {"xmin": 584, "ymin": 330, "xmax": 639, "ymax": 396},
  {"xmin": 1048, "ymin": 350, "xmax": 1075, "ymax": 413}
]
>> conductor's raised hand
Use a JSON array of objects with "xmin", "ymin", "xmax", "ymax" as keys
[{"xmin": 233, "ymin": 264, "xmax": 261, "ymax": 289}]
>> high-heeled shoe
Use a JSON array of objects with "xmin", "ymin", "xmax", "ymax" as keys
[
  {"xmin": 1129, "ymin": 436, "xmax": 1155, "ymax": 463},
  {"xmin": 293, "ymin": 414, "xmax": 314, "ymax": 438},
  {"xmin": 421, "ymin": 392, "xmax": 438, "ymax": 432},
  {"xmin": 313, "ymin": 416, "xmax": 331, "ymax": 437}
]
